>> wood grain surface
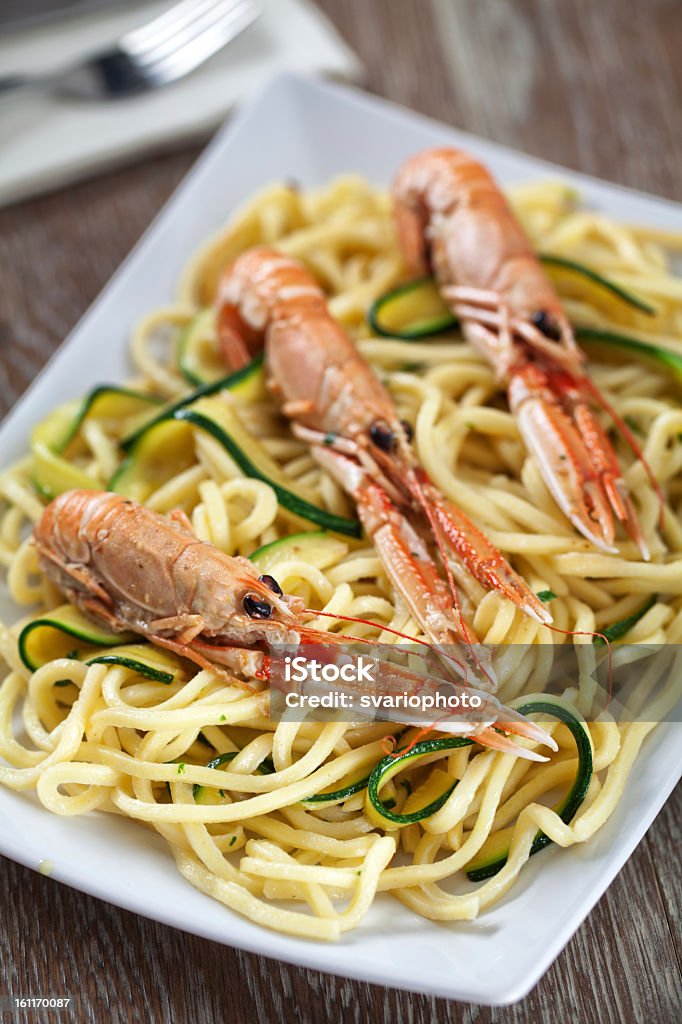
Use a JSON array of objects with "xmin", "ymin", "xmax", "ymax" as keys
[{"xmin": 1, "ymin": 0, "xmax": 681, "ymax": 1020}]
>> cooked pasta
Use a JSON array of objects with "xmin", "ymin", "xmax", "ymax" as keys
[{"xmin": 0, "ymin": 173, "xmax": 681, "ymax": 940}]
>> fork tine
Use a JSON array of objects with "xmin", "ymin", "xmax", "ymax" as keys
[
  {"xmin": 136, "ymin": 0, "xmax": 258, "ymax": 78},
  {"xmin": 52, "ymin": 0, "xmax": 260, "ymax": 98},
  {"xmin": 124, "ymin": 0, "xmax": 221, "ymax": 54}
]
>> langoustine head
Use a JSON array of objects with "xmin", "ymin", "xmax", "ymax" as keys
[
  {"xmin": 217, "ymin": 247, "xmax": 422, "ymax": 483},
  {"xmin": 392, "ymin": 146, "xmax": 580, "ymax": 373},
  {"xmin": 33, "ymin": 490, "xmax": 304, "ymax": 649}
]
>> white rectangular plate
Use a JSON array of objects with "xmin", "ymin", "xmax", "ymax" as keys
[{"xmin": 1, "ymin": 73, "xmax": 681, "ymax": 1006}]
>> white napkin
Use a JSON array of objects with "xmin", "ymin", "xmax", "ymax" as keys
[{"xmin": 0, "ymin": 0, "xmax": 362, "ymax": 207}]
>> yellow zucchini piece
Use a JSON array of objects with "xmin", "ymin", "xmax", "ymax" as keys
[
  {"xmin": 32, "ymin": 388, "xmax": 162, "ymax": 455},
  {"xmin": 249, "ymin": 531, "xmax": 349, "ymax": 573},
  {"xmin": 31, "ymin": 443, "xmax": 100, "ymax": 501},
  {"xmin": 18, "ymin": 603, "xmax": 134, "ymax": 670},
  {"xmin": 109, "ymin": 418, "xmax": 196, "ymax": 502}
]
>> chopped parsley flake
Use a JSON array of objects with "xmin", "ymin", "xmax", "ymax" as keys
[
  {"xmin": 177, "ymin": 763, "xmax": 186, "ymax": 775},
  {"xmin": 536, "ymin": 590, "xmax": 558, "ymax": 603}
]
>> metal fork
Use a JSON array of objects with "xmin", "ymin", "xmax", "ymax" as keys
[{"xmin": 0, "ymin": 0, "xmax": 261, "ymax": 100}]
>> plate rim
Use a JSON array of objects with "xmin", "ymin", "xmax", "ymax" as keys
[{"xmin": 1, "ymin": 70, "xmax": 681, "ymax": 1007}]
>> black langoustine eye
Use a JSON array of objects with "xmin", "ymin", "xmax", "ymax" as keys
[
  {"xmin": 369, "ymin": 422, "xmax": 395, "ymax": 452},
  {"xmin": 531, "ymin": 310, "xmax": 561, "ymax": 341},
  {"xmin": 259, "ymin": 574, "xmax": 283, "ymax": 596},
  {"xmin": 243, "ymin": 594, "xmax": 273, "ymax": 619}
]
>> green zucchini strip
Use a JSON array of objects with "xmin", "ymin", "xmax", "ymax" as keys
[
  {"xmin": 366, "ymin": 736, "xmax": 473, "ymax": 827},
  {"xmin": 369, "ymin": 280, "xmax": 682, "ymax": 381},
  {"xmin": 33, "ymin": 386, "xmax": 163, "ymax": 455},
  {"xmin": 301, "ymin": 773, "xmax": 373, "ymax": 808},
  {"xmin": 85, "ymin": 655, "xmax": 172, "ymax": 685},
  {"xmin": 465, "ymin": 696, "xmax": 593, "ymax": 881},
  {"xmin": 575, "ymin": 327, "xmax": 682, "ymax": 381},
  {"xmin": 18, "ymin": 605, "xmax": 134, "ymax": 671},
  {"xmin": 193, "ymin": 748, "xmax": 370, "ymax": 808},
  {"xmin": 68, "ymin": 386, "xmax": 162, "ymax": 453},
  {"xmin": 174, "ymin": 406, "xmax": 361, "ymax": 537},
  {"xmin": 118, "ymin": 352, "xmax": 360, "ymax": 535},
  {"xmin": 18, "ymin": 606, "xmax": 182, "ymax": 684},
  {"xmin": 193, "ymin": 750, "xmax": 274, "ymax": 803},
  {"xmin": 369, "ymin": 261, "xmax": 658, "ymax": 341},
  {"xmin": 593, "ymin": 595, "xmax": 657, "ymax": 645},
  {"xmin": 120, "ymin": 355, "xmax": 265, "ymax": 451},
  {"xmin": 368, "ymin": 276, "xmax": 457, "ymax": 339},
  {"xmin": 85, "ymin": 644, "xmax": 181, "ymax": 684},
  {"xmin": 30, "ymin": 386, "xmax": 163, "ymax": 501},
  {"xmin": 539, "ymin": 254, "xmax": 656, "ymax": 316},
  {"xmin": 185, "ymin": 259, "xmax": 656, "ymax": 381}
]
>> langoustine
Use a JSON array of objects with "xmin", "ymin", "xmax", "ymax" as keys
[
  {"xmin": 215, "ymin": 246, "xmax": 551, "ymax": 681},
  {"xmin": 392, "ymin": 147, "xmax": 657, "ymax": 557},
  {"xmin": 33, "ymin": 489, "xmax": 556, "ymax": 760}
]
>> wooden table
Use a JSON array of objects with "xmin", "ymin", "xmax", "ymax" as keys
[{"xmin": 1, "ymin": 1, "xmax": 680, "ymax": 1019}]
